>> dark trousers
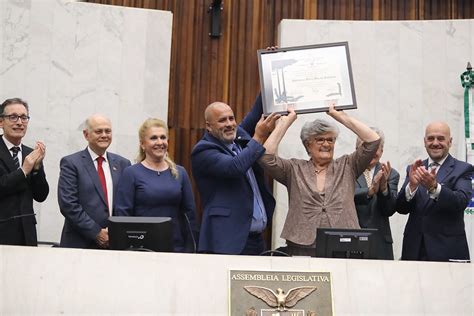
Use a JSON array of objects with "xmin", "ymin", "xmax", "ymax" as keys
[
  {"xmin": 0, "ymin": 219, "xmax": 27, "ymax": 246},
  {"xmin": 240, "ymin": 232, "xmax": 265, "ymax": 255},
  {"xmin": 287, "ymin": 241, "xmax": 316, "ymax": 257},
  {"xmin": 418, "ymin": 236, "xmax": 429, "ymax": 261}
]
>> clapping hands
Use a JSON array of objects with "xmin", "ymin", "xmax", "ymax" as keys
[
  {"xmin": 408, "ymin": 159, "xmax": 437, "ymax": 191},
  {"xmin": 22, "ymin": 141, "xmax": 46, "ymax": 175},
  {"xmin": 368, "ymin": 161, "xmax": 392, "ymax": 197}
]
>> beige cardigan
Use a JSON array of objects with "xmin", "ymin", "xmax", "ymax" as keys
[{"xmin": 260, "ymin": 139, "xmax": 381, "ymax": 246}]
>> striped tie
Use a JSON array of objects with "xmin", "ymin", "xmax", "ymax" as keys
[
  {"xmin": 429, "ymin": 162, "xmax": 440, "ymax": 174},
  {"xmin": 10, "ymin": 146, "xmax": 20, "ymax": 169},
  {"xmin": 363, "ymin": 169, "xmax": 372, "ymax": 186}
]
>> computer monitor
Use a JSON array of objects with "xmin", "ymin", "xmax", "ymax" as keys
[
  {"xmin": 315, "ymin": 228, "xmax": 379, "ymax": 259},
  {"xmin": 108, "ymin": 216, "xmax": 173, "ymax": 252}
]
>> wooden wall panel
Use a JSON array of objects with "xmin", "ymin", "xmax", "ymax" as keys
[{"xmin": 84, "ymin": 0, "xmax": 474, "ymax": 222}]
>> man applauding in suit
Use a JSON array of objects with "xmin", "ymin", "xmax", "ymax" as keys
[
  {"xmin": 396, "ymin": 121, "xmax": 473, "ymax": 261},
  {"xmin": 0, "ymin": 97, "xmax": 49, "ymax": 246},
  {"xmin": 354, "ymin": 128, "xmax": 399, "ymax": 260},
  {"xmin": 58, "ymin": 114, "xmax": 130, "ymax": 249}
]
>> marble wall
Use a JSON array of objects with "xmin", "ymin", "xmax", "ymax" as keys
[
  {"xmin": 0, "ymin": 0, "xmax": 172, "ymax": 242},
  {"xmin": 275, "ymin": 19, "xmax": 474, "ymax": 258}
]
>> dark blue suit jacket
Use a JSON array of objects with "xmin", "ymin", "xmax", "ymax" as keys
[
  {"xmin": 396, "ymin": 154, "xmax": 473, "ymax": 261},
  {"xmin": 191, "ymin": 95, "xmax": 276, "ymax": 254},
  {"xmin": 58, "ymin": 148, "xmax": 131, "ymax": 248},
  {"xmin": 354, "ymin": 163, "xmax": 400, "ymax": 260}
]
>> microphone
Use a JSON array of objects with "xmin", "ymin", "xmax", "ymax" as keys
[
  {"xmin": 184, "ymin": 213, "xmax": 197, "ymax": 253},
  {"xmin": 157, "ymin": 171, "xmax": 160, "ymax": 176}
]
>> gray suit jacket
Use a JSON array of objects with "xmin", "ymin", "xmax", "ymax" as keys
[
  {"xmin": 58, "ymin": 148, "xmax": 130, "ymax": 248},
  {"xmin": 354, "ymin": 164, "xmax": 399, "ymax": 260}
]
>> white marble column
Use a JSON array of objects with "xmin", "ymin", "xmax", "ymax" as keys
[{"xmin": 0, "ymin": 0, "xmax": 173, "ymax": 242}]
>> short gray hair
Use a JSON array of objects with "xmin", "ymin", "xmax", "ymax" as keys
[
  {"xmin": 300, "ymin": 119, "xmax": 339, "ymax": 147},
  {"xmin": 355, "ymin": 126, "xmax": 384, "ymax": 148}
]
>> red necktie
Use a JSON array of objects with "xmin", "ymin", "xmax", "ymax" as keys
[{"xmin": 96, "ymin": 156, "xmax": 109, "ymax": 210}]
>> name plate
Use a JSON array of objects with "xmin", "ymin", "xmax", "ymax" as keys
[{"xmin": 229, "ymin": 270, "xmax": 333, "ymax": 316}]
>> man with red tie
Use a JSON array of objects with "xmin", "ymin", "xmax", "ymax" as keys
[
  {"xmin": 58, "ymin": 114, "xmax": 130, "ymax": 249},
  {"xmin": 0, "ymin": 97, "xmax": 49, "ymax": 246}
]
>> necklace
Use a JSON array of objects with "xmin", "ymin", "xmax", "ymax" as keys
[
  {"xmin": 314, "ymin": 167, "xmax": 327, "ymax": 174},
  {"xmin": 142, "ymin": 160, "xmax": 168, "ymax": 172}
]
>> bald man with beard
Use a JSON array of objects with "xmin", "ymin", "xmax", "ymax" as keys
[
  {"xmin": 396, "ymin": 121, "xmax": 473, "ymax": 261},
  {"xmin": 191, "ymin": 95, "xmax": 279, "ymax": 255}
]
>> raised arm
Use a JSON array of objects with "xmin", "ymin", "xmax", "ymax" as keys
[
  {"xmin": 327, "ymin": 104, "xmax": 379, "ymax": 142},
  {"xmin": 240, "ymin": 94, "xmax": 263, "ymax": 136},
  {"xmin": 262, "ymin": 109, "xmax": 297, "ymax": 154}
]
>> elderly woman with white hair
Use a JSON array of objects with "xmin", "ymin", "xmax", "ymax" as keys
[{"xmin": 259, "ymin": 106, "xmax": 381, "ymax": 256}]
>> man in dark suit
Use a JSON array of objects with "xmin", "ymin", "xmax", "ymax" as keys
[
  {"xmin": 396, "ymin": 121, "xmax": 473, "ymax": 261},
  {"xmin": 354, "ymin": 128, "xmax": 399, "ymax": 260},
  {"xmin": 58, "ymin": 114, "xmax": 131, "ymax": 249},
  {"xmin": 191, "ymin": 95, "xmax": 278, "ymax": 255},
  {"xmin": 0, "ymin": 97, "xmax": 49, "ymax": 246}
]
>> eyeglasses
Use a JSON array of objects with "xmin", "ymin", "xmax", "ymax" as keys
[
  {"xmin": 314, "ymin": 137, "xmax": 336, "ymax": 145},
  {"xmin": 1, "ymin": 114, "xmax": 30, "ymax": 123}
]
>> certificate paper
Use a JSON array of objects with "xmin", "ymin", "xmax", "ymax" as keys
[{"xmin": 258, "ymin": 42, "xmax": 357, "ymax": 115}]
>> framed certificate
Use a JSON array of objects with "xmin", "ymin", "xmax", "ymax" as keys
[{"xmin": 257, "ymin": 42, "xmax": 357, "ymax": 115}]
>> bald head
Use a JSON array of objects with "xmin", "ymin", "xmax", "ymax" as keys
[
  {"xmin": 425, "ymin": 121, "xmax": 451, "ymax": 138},
  {"xmin": 204, "ymin": 101, "xmax": 237, "ymax": 144},
  {"xmin": 84, "ymin": 114, "xmax": 112, "ymax": 132},
  {"xmin": 204, "ymin": 102, "xmax": 232, "ymax": 121},
  {"xmin": 424, "ymin": 121, "xmax": 452, "ymax": 162},
  {"xmin": 83, "ymin": 114, "xmax": 113, "ymax": 156}
]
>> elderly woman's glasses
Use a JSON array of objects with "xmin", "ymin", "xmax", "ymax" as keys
[{"xmin": 314, "ymin": 137, "xmax": 336, "ymax": 145}]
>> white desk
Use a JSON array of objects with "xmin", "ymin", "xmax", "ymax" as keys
[{"xmin": 0, "ymin": 246, "xmax": 472, "ymax": 315}]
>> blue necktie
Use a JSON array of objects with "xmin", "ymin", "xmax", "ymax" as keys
[
  {"xmin": 231, "ymin": 143, "xmax": 240, "ymax": 156},
  {"xmin": 231, "ymin": 143, "xmax": 267, "ymax": 232}
]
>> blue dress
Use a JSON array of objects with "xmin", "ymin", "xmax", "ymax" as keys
[{"xmin": 114, "ymin": 163, "xmax": 198, "ymax": 252}]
